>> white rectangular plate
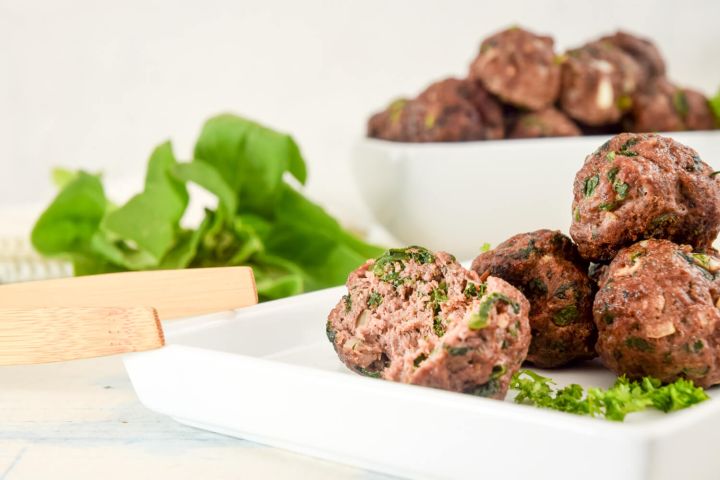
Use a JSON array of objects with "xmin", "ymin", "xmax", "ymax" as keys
[{"xmin": 124, "ymin": 287, "xmax": 720, "ymax": 480}]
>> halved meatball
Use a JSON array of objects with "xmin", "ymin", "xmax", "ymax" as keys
[
  {"xmin": 560, "ymin": 40, "xmax": 643, "ymax": 125},
  {"xmin": 630, "ymin": 78, "xmax": 716, "ymax": 132},
  {"xmin": 594, "ymin": 239, "xmax": 720, "ymax": 388},
  {"xmin": 508, "ymin": 107, "xmax": 581, "ymax": 139},
  {"xmin": 471, "ymin": 230, "xmax": 596, "ymax": 368},
  {"xmin": 469, "ymin": 27, "xmax": 561, "ymax": 110},
  {"xmin": 327, "ymin": 246, "xmax": 531, "ymax": 399},
  {"xmin": 571, "ymin": 133, "xmax": 720, "ymax": 262}
]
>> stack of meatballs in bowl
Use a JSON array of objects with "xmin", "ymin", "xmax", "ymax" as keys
[
  {"xmin": 328, "ymin": 130, "xmax": 720, "ymax": 400},
  {"xmin": 368, "ymin": 27, "xmax": 718, "ymax": 142}
]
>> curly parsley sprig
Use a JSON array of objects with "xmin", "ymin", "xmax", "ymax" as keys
[{"xmin": 511, "ymin": 370, "xmax": 709, "ymax": 421}]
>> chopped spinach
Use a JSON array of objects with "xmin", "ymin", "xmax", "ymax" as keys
[
  {"xmin": 625, "ymin": 337, "xmax": 654, "ymax": 352},
  {"xmin": 372, "ymin": 246, "xmax": 435, "ymax": 286},
  {"xmin": 464, "ymin": 282, "xmax": 486, "ymax": 298},
  {"xmin": 465, "ymin": 379, "xmax": 500, "ymax": 398},
  {"xmin": 618, "ymin": 137, "xmax": 639, "ymax": 157},
  {"xmin": 355, "ymin": 366, "xmax": 382, "ymax": 378},
  {"xmin": 469, "ymin": 292, "xmax": 520, "ymax": 330},
  {"xmin": 672, "ymin": 90, "xmax": 690, "ymax": 119},
  {"xmin": 447, "ymin": 346, "xmax": 469, "ymax": 356},
  {"xmin": 552, "ymin": 305, "xmax": 578, "ymax": 326},
  {"xmin": 326, "ymin": 321, "xmax": 336, "ymax": 343},
  {"xmin": 584, "ymin": 174, "xmax": 600, "ymax": 197},
  {"xmin": 413, "ymin": 353, "xmax": 428, "ymax": 367},
  {"xmin": 367, "ymin": 291, "xmax": 383, "ymax": 309},
  {"xmin": 343, "ymin": 294, "xmax": 352, "ymax": 313},
  {"xmin": 433, "ymin": 316, "xmax": 446, "ymax": 337}
]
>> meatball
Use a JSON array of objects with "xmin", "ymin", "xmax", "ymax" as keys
[
  {"xmin": 471, "ymin": 230, "xmax": 596, "ymax": 368},
  {"xmin": 571, "ymin": 133, "xmax": 720, "ymax": 262},
  {"xmin": 508, "ymin": 107, "xmax": 581, "ymax": 139},
  {"xmin": 327, "ymin": 246, "xmax": 531, "ymax": 399},
  {"xmin": 560, "ymin": 41, "xmax": 643, "ymax": 125},
  {"xmin": 594, "ymin": 239, "xmax": 720, "ymax": 388},
  {"xmin": 599, "ymin": 31, "xmax": 666, "ymax": 82},
  {"xmin": 469, "ymin": 27, "xmax": 561, "ymax": 110},
  {"xmin": 366, "ymin": 78, "xmax": 504, "ymax": 142},
  {"xmin": 630, "ymin": 78, "xmax": 716, "ymax": 132},
  {"xmin": 418, "ymin": 78, "xmax": 504, "ymax": 140}
]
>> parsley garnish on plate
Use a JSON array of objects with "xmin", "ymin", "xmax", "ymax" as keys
[{"xmin": 511, "ymin": 370, "xmax": 709, "ymax": 421}]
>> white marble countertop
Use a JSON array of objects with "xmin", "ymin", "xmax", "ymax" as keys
[{"xmin": 0, "ymin": 355, "xmax": 389, "ymax": 480}]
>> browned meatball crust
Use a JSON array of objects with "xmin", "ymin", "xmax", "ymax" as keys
[
  {"xmin": 560, "ymin": 41, "xmax": 643, "ymax": 125},
  {"xmin": 471, "ymin": 230, "xmax": 596, "ymax": 368},
  {"xmin": 630, "ymin": 78, "xmax": 716, "ymax": 132},
  {"xmin": 469, "ymin": 27, "xmax": 561, "ymax": 110},
  {"xmin": 327, "ymin": 246, "xmax": 531, "ymax": 399},
  {"xmin": 599, "ymin": 31, "xmax": 666, "ymax": 82},
  {"xmin": 367, "ymin": 78, "xmax": 504, "ymax": 142},
  {"xmin": 571, "ymin": 133, "xmax": 720, "ymax": 262},
  {"xmin": 594, "ymin": 239, "xmax": 720, "ymax": 388},
  {"xmin": 508, "ymin": 107, "xmax": 581, "ymax": 139},
  {"xmin": 418, "ymin": 78, "xmax": 504, "ymax": 139}
]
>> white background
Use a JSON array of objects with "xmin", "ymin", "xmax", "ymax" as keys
[{"xmin": 1, "ymin": 0, "xmax": 719, "ymax": 227}]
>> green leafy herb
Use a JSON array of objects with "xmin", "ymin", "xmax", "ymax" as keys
[
  {"xmin": 625, "ymin": 337, "xmax": 654, "ymax": 352},
  {"xmin": 31, "ymin": 114, "xmax": 384, "ymax": 301},
  {"xmin": 465, "ymin": 379, "xmax": 500, "ymax": 398},
  {"xmin": 326, "ymin": 321, "xmax": 336, "ymax": 343},
  {"xmin": 468, "ymin": 292, "xmax": 520, "ymax": 330},
  {"xmin": 372, "ymin": 246, "xmax": 434, "ymax": 286},
  {"xmin": 367, "ymin": 291, "xmax": 383, "ymax": 309},
  {"xmin": 616, "ymin": 94, "xmax": 633, "ymax": 111},
  {"xmin": 605, "ymin": 151, "xmax": 616, "ymax": 162},
  {"xmin": 433, "ymin": 316, "xmax": 446, "ymax": 337},
  {"xmin": 413, "ymin": 353, "xmax": 428, "ymax": 368},
  {"xmin": 511, "ymin": 370, "xmax": 709, "ymax": 421},
  {"xmin": 463, "ymin": 282, "xmax": 485, "ymax": 298},
  {"xmin": 552, "ymin": 305, "xmax": 578, "ymax": 326},
  {"xmin": 710, "ymin": 88, "xmax": 720, "ymax": 126},
  {"xmin": 343, "ymin": 294, "xmax": 353, "ymax": 313},
  {"xmin": 430, "ymin": 282, "xmax": 448, "ymax": 304},
  {"xmin": 527, "ymin": 278, "xmax": 548, "ymax": 297},
  {"xmin": 491, "ymin": 364, "xmax": 506, "ymax": 379},
  {"xmin": 480, "ymin": 242, "xmax": 492, "ymax": 253},
  {"xmin": 355, "ymin": 366, "xmax": 382, "ymax": 379},
  {"xmin": 583, "ymin": 175, "xmax": 600, "ymax": 197},
  {"xmin": 618, "ymin": 137, "xmax": 639, "ymax": 157},
  {"xmin": 672, "ymin": 90, "xmax": 690, "ymax": 119},
  {"xmin": 446, "ymin": 346, "xmax": 469, "ymax": 356}
]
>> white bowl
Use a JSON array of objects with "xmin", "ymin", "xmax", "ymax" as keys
[{"xmin": 352, "ymin": 132, "xmax": 720, "ymax": 260}]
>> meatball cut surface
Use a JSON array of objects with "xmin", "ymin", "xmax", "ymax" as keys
[
  {"xmin": 508, "ymin": 107, "xmax": 581, "ymax": 139},
  {"xmin": 469, "ymin": 27, "xmax": 561, "ymax": 110},
  {"xmin": 594, "ymin": 239, "xmax": 720, "ymax": 388},
  {"xmin": 471, "ymin": 230, "xmax": 596, "ymax": 368},
  {"xmin": 631, "ymin": 78, "xmax": 717, "ymax": 133},
  {"xmin": 571, "ymin": 133, "xmax": 720, "ymax": 262},
  {"xmin": 327, "ymin": 246, "xmax": 531, "ymax": 400},
  {"xmin": 366, "ymin": 78, "xmax": 504, "ymax": 142},
  {"xmin": 560, "ymin": 41, "xmax": 643, "ymax": 126}
]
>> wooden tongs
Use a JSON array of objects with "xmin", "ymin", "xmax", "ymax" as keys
[{"xmin": 0, "ymin": 267, "xmax": 257, "ymax": 366}]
